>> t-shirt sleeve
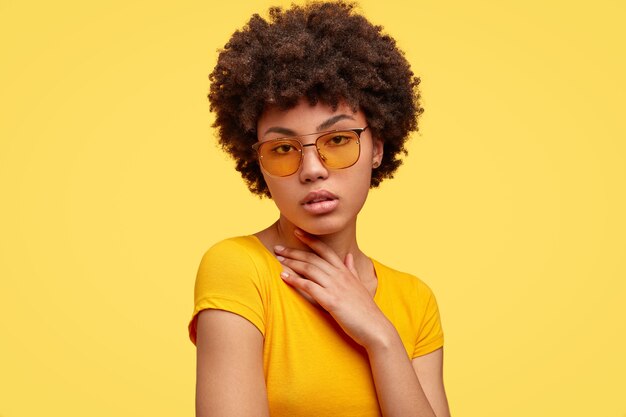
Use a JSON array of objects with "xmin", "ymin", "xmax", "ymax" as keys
[
  {"xmin": 188, "ymin": 238, "xmax": 266, "ymax": 345},
  {"xmin": 412, "ymin": 281, "xmax": 444, "ymax": 358}
]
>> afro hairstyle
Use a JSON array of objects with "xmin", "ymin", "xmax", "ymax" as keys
[{"xmin": 208, "ymin": 0, "xmax": 423, "ymax": 197}]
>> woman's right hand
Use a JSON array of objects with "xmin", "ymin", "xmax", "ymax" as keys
[{"xmin": 275, "ymin": 229, "xmax": 397, "ymax": 351}]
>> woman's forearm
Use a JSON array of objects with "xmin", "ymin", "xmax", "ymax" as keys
[{"xmin": 366, "ymin": 321, "xmax": 437, "ymax": 417}]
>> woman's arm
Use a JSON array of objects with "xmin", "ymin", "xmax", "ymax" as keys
[
  {"xmin": 195, "ymin": 309, "xmax": 270, "ymax": 417},
  {"xmin": 364, "ymin": 321, "xmax": 441, "ymax": 417},
  {"xmin": 412, "ymin": 348, "xmax": 451, "ymax": 417}
]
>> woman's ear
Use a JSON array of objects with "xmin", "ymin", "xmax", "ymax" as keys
[{"xmin": 372, "ymin": 138, "xmax": 384, "ymax": 168}]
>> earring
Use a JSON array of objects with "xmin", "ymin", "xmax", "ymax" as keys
[{"xmin": 372, "ymin": 161, "xmax": 380, "ymax": 168}]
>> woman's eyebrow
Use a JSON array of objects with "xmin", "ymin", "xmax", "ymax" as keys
[
  {"xmin": 263, "ymin": 127, "xmax": 296, "ymax": 137},
  {"xmin": 262, "ymin": 114, "xmax": 356, "ymax": 137},
  {"xmin": 316, "ymin": 114, "xmax": 355, "ymax": 131}
]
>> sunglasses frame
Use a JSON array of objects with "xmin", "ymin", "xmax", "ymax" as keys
[{"xmin": 251, "ymin": 126, "xmax": 369, "ymax": 177}]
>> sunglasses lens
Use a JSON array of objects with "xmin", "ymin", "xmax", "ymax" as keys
[
  {"xmin": 258, "ymin": 139, "xmax": 302, "ymax": 176},
  {"xmin": 317, "ymin": 131, "xmax": 360, "ymax": 169},
  {"xmin": 256, "ymin": 130, "xmax": 361, "ymax": 176}
]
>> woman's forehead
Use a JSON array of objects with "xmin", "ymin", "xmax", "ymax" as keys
[{"xmin": 257, "ymin": 98, "xmax": 364, "ymax": 134}]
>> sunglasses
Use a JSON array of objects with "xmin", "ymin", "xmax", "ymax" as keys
[{"xmin": 251, "ymin": 126, "xmax": 368, "ymax": 177}]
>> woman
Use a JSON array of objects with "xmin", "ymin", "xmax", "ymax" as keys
[{"xmin": 188, "ymin": 2, "xmax": 451, "ymax": 416}]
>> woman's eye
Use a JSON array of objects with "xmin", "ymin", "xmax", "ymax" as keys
[
  {"xmin": 327, "ymin": 135, "xmax": 350, "ymax": 146},
  {"xmin": 271, "ymin": 144, "xmax": 297, "ymax": 154}
]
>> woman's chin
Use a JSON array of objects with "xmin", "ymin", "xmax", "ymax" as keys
[
  {"xmin": 278, "ymin": 210, "xmax": 356, "ymax": 237},
  {"xmin": 295, "ymin": 220, "xmax": 350, "ymax": 237}
]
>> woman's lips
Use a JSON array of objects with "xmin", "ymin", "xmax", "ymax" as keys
[
  {"xmin": 300, "ymin": 190, "xmax": 339, "ymax": 214},
  {"xmin": 302, "ymin": 198, "xmax": 339, "ymax": 214}
]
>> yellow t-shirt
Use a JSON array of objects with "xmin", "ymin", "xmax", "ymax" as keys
[{"xmin": 188, "ymin": 235, "xmax": 444, "ymax": 416}]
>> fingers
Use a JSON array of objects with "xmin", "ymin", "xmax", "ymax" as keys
[
  {"xmin": 292, "ymin": 229, "xmax": 345, "ymax": 268},
  {"xmin": 344, "ymin": 252, "xmax": 359, "ymax": 278},
  {"xmin": 274, "ymin": 229, "xmax": 361, "ymax": 286},
  {"xmin": 279, "ymin": 266, "xmax": 325, "ymax": 307},
  {"xmin": 275, "ymin": 244, "xmax": 335, "ymax": 277},
  {"xmin": 278, "ymin": 256, "xmax": 331, "ymax": 287}
]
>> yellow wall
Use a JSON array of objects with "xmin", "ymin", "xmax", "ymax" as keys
[{"xmin": 1, "ymin": 1, "xmax": 624, "ymax": 416}]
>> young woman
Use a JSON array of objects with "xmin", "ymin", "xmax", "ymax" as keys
[{"xmin": 188, "ymin": 2, "xmax": 451, "ymax": 416}]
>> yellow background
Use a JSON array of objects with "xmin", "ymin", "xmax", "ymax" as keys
[{"xmin": 1, "ymin": 0, "xmax": 624, "ymax": 416}]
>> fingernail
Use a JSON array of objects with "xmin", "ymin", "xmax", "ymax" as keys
[
  {"xmin": 274, "ymin": 245, "xmax": 285, "ymax": 252},
  {"xmin": 276, "ymin": 255, "xmax": 285, "ymax": 262},
  {"xmin": 280, "ymin": 271, "xmax": 289, "ymax": 279}
]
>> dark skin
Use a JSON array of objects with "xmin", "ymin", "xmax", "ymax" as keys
[
  {"xmin": 195, "ymin": 99, "xmax": 450, "ymax": 417},
  {"xmin": 255, "ymin": 222, "xmax": 379, "ymax": 307}
]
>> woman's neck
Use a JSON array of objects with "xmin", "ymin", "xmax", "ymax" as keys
[
  {"xmin": 254, "ymin": 216, "xmax": 377, "ymax": 289},
  {"xmin": 256, "ymin": 215, "xmax": 375, "ymax": 277}
]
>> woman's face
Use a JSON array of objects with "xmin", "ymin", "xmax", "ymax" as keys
[{"xmin": 256, "ymin": 98, "xmax": 383, "ymax": 236}]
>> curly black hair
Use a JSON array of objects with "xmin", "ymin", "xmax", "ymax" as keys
[{"xmin": 208, "ymin": 0, "xmax": 423, "ymax": 198}]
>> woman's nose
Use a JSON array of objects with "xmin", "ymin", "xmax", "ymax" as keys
[{"xmin": 299, "ymin": 145, "xmax": 329, "ymax": 182}]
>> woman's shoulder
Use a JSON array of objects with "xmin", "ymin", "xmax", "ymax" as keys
[
  {"xmin": 206, "ymin": 234, "xmax": 261, "ymax": 250},
  {"xmin": 372, "ymin": 258, "xmax": 438, "ymax": 299},
  {"xmin": 197, "ymin": 235, "xmax": 274, "ymax": 273},
  {"xmin": 202, "ymin": 235, "xmax": 267, "ymax": 259},
  {"xmin": 372, "ymin": 258, "xmax": 444, "ymax": 349},
  {"xmin": 191, "ymin": 235, "xmax": 272, "ymax": 344}
]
